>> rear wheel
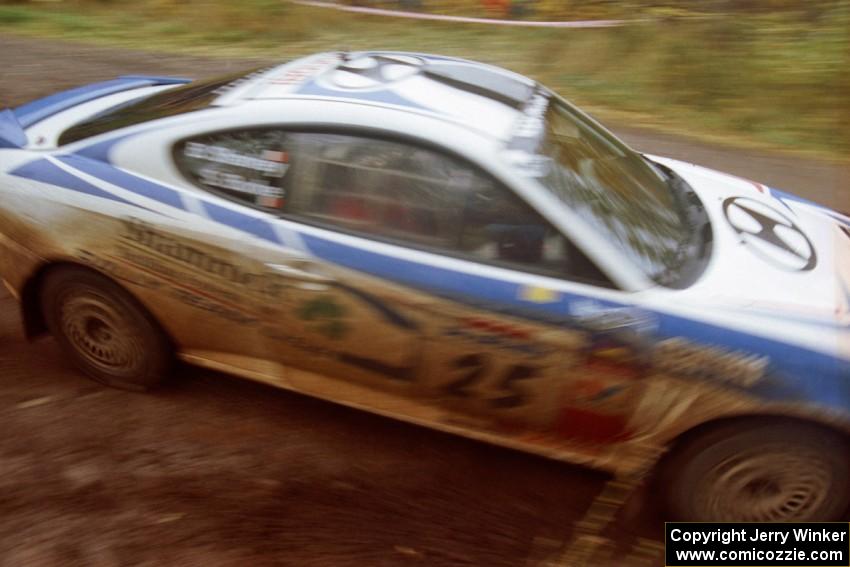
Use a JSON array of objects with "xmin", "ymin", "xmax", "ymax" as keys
[
  {"xmin": 41, "ymin": 267, "xmax": 172, "ymax": 391},
  {"xmin": 659, "ymin": 420, "xmax": 850, "ymax": 522}
]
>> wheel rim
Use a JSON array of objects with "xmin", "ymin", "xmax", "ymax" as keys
[
  {"xmin": 696, "ymin": 446, "xmax": 833, "ymax": 522},
  {"xmin": 60, "ymin": 290, "xmax": 146, "ymax": 376}
]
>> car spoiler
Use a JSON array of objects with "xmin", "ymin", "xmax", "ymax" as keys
[
  {"xmin": 8, "ymin": 74, "xmax": 191, "ymax": 137},
  {"xmin": 0, "ymin": 109, "xmax": 27, "ymax": 149}
]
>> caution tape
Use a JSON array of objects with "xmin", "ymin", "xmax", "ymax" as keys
[{"xmin": 291, "ymin": 0, "xmax": 627, "ymax": 28}]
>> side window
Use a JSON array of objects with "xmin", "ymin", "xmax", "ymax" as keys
[
  {"xmin": 285, "ymin": 133, "xmax": 612, "ymax": 287},
  {"xmin": 174, "ymin": 129, "xmax": 290, "ymax": 211},
  {"xmin": 286, "ymin": 133, "xmax": 466, "ymax": 248},
  {"xmin": 458, "ymin": 178, "xmax": 571, "ymax": 274}
]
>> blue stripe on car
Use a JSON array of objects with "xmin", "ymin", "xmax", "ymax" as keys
[
  {"xmin": 61, "ymin": 150, "xmax": 280, "ymax": 243},
  {"xmin": 57, "ymin": 155, "xmax": 185, "ymax": 211},
  {"xmin": 300, "ymin": 231, "xmax": 850, "ymax": 408},
  {"xmin": 74, "ymin": 133, "xmax": 137, "ymax": 163},
  {"xmin": 296, "ymin": 80, "xmax": 430, "ymax": 111},
  {"xmin": 201, "ymin": 201, "xmax": 280, "ymax": 244},
  {"xmin": 771, "ymin": 187, "xmax": 850, "ymax": 227},
  {"xmin": 300, "ymin": 232, "xmax": 563, "ymax": 316},
  {"xmin": 9, "ymin": 158, "xmax": 146, "ymax": 210},
  {"xmin": 655, "ymin": 311, "xmax": 849, "ymax": 407},
  {"xmin": 771, "ymin": 188, "xmax": 822, "ymax": 208}
]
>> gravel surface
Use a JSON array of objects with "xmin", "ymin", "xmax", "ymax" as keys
[{"xmin": 0, "ymin": 287, "xmax": 624, "ymax": 566}]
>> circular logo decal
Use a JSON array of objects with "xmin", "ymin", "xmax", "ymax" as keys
[
  {"xmin": 722, "ymin": 197, "xmax": 816, "ymax": 271},
  {"xmin": 326, "ymin": 54, "xmax": 425, "ymax": 91}
]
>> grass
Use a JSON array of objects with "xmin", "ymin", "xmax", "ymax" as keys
[{"xmin": 0, "ymin": 1, "xmax": 848, "ymax": 161}]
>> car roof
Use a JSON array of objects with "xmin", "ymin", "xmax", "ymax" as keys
[{"xmin": 215, "ymin": 51, "xmax": 541, "ymax": 144}]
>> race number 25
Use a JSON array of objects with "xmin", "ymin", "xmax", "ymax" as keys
[{"xmin": 443, "ymin": 353, "xmax": 539, "ymax": 409}]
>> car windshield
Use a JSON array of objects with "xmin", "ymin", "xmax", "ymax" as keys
[
  {"xmin": 534, "ymin": 97, "xmax": 711, "ymax": 288},
  {"xmin": 58, "ymin": 68, "xmax": 266, "ymax": 146}
]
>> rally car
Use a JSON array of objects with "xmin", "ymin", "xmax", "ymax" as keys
[{"xmin": 1, "ymin": 51, "xmax": 848, "ymax": 522}]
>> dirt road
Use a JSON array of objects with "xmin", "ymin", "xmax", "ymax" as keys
[
  {"xmin": 1, "ymin": 287, "xmax": 632, "ymax": 566},
  {"xmin": 0, "ymin": 33, "xmax": 844, "ymax": 566}
]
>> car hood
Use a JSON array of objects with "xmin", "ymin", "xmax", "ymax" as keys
[{"xmin": 649, "ymin": 155, "xmax": 850, "ymax": 331}]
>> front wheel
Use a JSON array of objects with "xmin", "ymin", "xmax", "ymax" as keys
[
  {"xmin": 41, "ymin": 267, "xmax": 173, "ymax": 391},
  {"xmin": 659, "ymin": 420, "xmax": 850, "ymax": 522}
]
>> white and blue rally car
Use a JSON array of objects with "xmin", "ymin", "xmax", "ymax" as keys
[{"xmin": 1, "ymin": 52, "xmax": 848, "ymax": 522}]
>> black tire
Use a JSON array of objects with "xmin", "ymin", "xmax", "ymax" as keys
[
  {"xmin": 658, "ymin": 419, "xmax": 850, "ymax": 522},
  {"xmin": 41, "ymin": 266, "xmax": 173, "ymax": 391}
]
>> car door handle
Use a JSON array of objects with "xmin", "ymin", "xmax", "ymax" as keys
[{"xmin": 265, "ymin": 261, "xmax": 336, "ymax": 289}]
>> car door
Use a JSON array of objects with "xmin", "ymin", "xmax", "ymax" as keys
[
  {"xmin": 87, "ymin": 145, "xmax": 295, "ymax": 378},
  {"xmin": 173, "ymin": 128, "xmax": 426, "ymax": 398},
  {"xmin": 267, "ymin": 131, "xmax": 647, "ymax": 439}
]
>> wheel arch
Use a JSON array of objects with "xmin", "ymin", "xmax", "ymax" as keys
[
  {"xmin": 19, "ymin": 260, "xmax": 175, "ymax": 349},
  {"xmin": 20, "ymin": 260, "xmax": 75, "ymax": 340},
  {"xmin": 658, "ymin": 412, "xmax": 850, "ymax": 468},
  {"xmin": 651, "ymin": 412, "xmax": 850, "ymax": 521}
]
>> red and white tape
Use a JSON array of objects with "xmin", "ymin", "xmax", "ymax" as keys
[{"xmin": 292, "ymin": 0, "xmax": 626, "ymax": 28}]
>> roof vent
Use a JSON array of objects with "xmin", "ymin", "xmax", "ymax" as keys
[{"xmin": 423, "ymin": 62, "xmax": 535, "ymax": 109}]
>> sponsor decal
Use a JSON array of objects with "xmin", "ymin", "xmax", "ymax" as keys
[
  {"xmin": 653, "ymin": 337, "xmax": 768, "ymax": 387},
  {"xmin": 116, "ymin": 247, "xmax": 235, "ymax": 301},
  {"xmin": 459, "ymin": 317, "xmax": 532, "ymax": 340},
  {"xmin": 261, "ymin": 326, "xmax": 417, "ymax": 381},
  {"xmin": 581, "ymin": 344, "xmax": 646, "ymax": 381},
  {"xmin": 75, "ymin": 249, "xmax": 162, "ymax": 291},
  {"xmin": 184, "ymin": 142, "xmax": 288, "ymax": 176},
  {"xmin": 262, "ymin": 150, "xmax": 289, "ymax": 164},
  {"xmin": 442, "ymin": 327, "xmax": 552, "ymax": 357},
  {"xmin": 553, "ymin": 343, "xmax": 644, "ymax": 444},
  {"xmin": 170, "ymin": 287, "xmax": 258, "ymax": 325},
  {"xmin": 571, "ymin": 380, "xmax": 628, "ymax": 404},
  {"xmin": 569, "ymin": 299, "xmax": 657, "ymax": 334},
  {"xmin": 518, "ymin": 285, "xmax": 560, "ymax": 303},
  {"xmin": 106, "ymin": 245, "xmax": 267, "ymax": 324},
  {"xmin": 255, "ymin": 195, "xmax": 284, "ymax": 210},
  {"xmin": 184, "ymin": 141, "xmax": 289, "ymax": 209},
  {"xmin": 197, "ymin": 167, "xmax": 284, "ymax": 201},
  {"xmin": 119, "ymin": 217, "xmax": 284, "ymax": 298},
  {"xmin": 296, "ymin": 296, "xmax": 350, "ymax": 339},
  {"xmin": 723, "ymin": 196, "xmax": 817, "ymax": 271},
  {"xmin": 441, "ymin": 316, "xmax": 554, "ymax": 357},
  {"xmin": 268, "ymin": 54, "xmax": 341, "ymax": 86},
  {"xmin": 261, "ymin": 327, "xmax": 338, "ymax": 359}
]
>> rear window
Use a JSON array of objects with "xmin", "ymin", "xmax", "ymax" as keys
[{"xmin": 57, "ymin": 68, "xmax": 264, "ymax": 146}]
